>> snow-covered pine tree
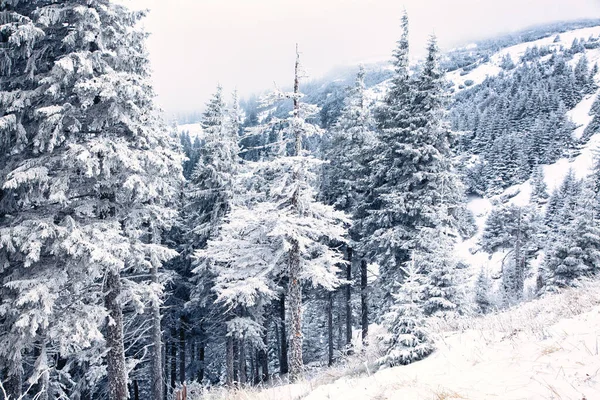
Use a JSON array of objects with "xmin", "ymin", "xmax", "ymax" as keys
[
  {"xmin": 0, "ymin": 1, "xmax": 183, "ymax": 399},
  {"xmin": 415, "ymin": 224, "xmax": 465, "ymax": 318},
  {"xmin": 366, "ymin": 27, "xmax": 468, "ymax": 311},
  {"xmin": 187, "ymin": 85, "xmax": 239, "ymax": 249},
  {"xmin": 542, "ymin": 179, "xmax": 600, "ymax": 290},
  {"xmin": 322, "ymin": 65, "xmax": 375, "ymax": 213},
  {"xmin": 378, "ymin": 257, "xmax": 434, "ymax": 367},
  {"xmin": 196, "ymin": 46, "xmax": 349, "ymax": 382},
  {"xmin": 474, "ymin": 267, "xmax": 494, "ymax": 314},
  {"xmin": 530, "ymin": 164, "xmax": 549, "ymax": 205},
  {"xmin": 321, "ymin": 65, "xmax": 376, "ymax": 344},
  {"xmin": 481, "ymin": 205, "xmax": 538, "ymax": 303}
]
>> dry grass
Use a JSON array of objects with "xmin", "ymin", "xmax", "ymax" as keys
[{"xmin": 432, "ymin": 388, "xmax": 467, "ymax": 400}]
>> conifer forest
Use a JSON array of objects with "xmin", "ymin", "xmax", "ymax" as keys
[{"xmin": 1, "ymin": 1, "xmax": 600, "ymax": 399}]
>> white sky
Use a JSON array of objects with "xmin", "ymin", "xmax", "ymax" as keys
[{"xmin": 124, "ymin": 0, "xmax": 600, "ymax": 117}]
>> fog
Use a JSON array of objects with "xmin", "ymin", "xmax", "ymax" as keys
[{"xmin": 123, "ymin": 0, "xmax": 600, "ymax": 117}]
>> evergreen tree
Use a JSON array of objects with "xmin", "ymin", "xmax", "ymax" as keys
[
  {"xmin": 530, "ymin": 164, "xmax": 549, "ymax": 205},
  {"xmin": 542, "ymin": 180, "xmax": 600, "ymax": 290},
  {"xmin": 474, "ymin": 268, "xmax": 493, "ymax": 314},
  {"xmin": 0, "ymin": 2, "xmax": 182, "ymax": 398},
  {"xmin": 378, "ymin": 258, "xmax": 434, "ymax": 367},
  {"xmin": 196, "ymin": 47, "xmax": 349, "ymax": 382},
  {"xmin": 481, "ymin": 205, "xmax": 538, "ymax": 304},
  {"xmin": 186, "ymin": 85, "xmax": 238, "ymax": 249},
  {"xmin": 366, "ymin": 30, "xmax": 468, "ymax": 310}
]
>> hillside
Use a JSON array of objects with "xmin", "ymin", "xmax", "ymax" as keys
[{"xmin": 189, "ymin": 281, "xmax": 600, "ymax": 400}]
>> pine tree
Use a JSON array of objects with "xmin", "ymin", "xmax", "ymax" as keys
[
  {"xmin": 366, "ymin": 30, "xmax": 468, "ymax": 310},
  {"xmin": 0, "ymin": 2, "xmax": 182, "ymax": 398},
  {"xmin": 530, "ymin": 164, "xmax": 549, "ymax": 205},
  {"xmin": 196, "ymin": 46, "xmax": 349, "ymax": 382},
  {"xmin": 416, "ymin": 225, "xmax": 465, "ymax": 318},
  {"xmin": 474, "ymin": 268, "xmax": 493, "ymax": 314},
  {"xmin": 481, "ymin": 205, "xmax": 538, "ymax": 304},
  {"xmin": 378, "ymin": 258, "xmax": 434, "ymax": 367},
  {"xmin": 542, "ymin": 180, "xmax": 600, "ymax": 290},
  {"xmin": 186, "ymin": 85, "xmax": 239, "ymax": 249}
]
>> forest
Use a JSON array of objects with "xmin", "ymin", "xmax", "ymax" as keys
[{"xmin": 1, "ymin": 1, "xmax": 600, "ymax": 400}]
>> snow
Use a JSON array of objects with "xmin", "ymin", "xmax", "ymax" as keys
[
  {"xmin": 177, "ymin": 123, "xmax": 204, "ymax": 140},
  {"xmin": 303, "ymin": 283, "xmax": 600, "ymax": 400},
  {"xmin": 193, "ymin": 282, "xmax": 600, "ymax": 400},
  {"xmin": 568, "ymin": 91, "xmax": 598, "ymax": 140},
  {"xmin": 448, "ymin": 26, "xmax": 600, "ymax": 91}
]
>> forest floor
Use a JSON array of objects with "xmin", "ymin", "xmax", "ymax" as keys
[{"xmin": 193, "ymin": 281, "xmax": 600, "ymax": 400}]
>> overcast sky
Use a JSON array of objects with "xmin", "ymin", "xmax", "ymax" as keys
[{"xmin": 125, "ymin": 0, "xmax": 600, "ymax": 117}]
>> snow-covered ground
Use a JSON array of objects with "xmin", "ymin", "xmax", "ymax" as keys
[
  {"xmin": 447, "ymin": 26, "xmax": 600, "ymax": 91},
  {"xmin": 178, "ymin": 122, "xmax": 204, "ymax": 140},
  {"xmin": 192, "ymin": 282, "xmax": 600, "ymax": 400}
]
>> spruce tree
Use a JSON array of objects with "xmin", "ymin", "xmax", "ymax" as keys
[
  {"xmin": 0, "ymin": 1, "xmax": 182, "ymax": 398},
  {"xmin": 378, "ymin": 258, "xmax": 434, "ymax": 367},
  {"xmin": 542, "ymin": 180, "xmax": 600, "ymax": 290},
  {"xmin": 366, "ymin": 29, "xmax": 468, "ymax": 310}
]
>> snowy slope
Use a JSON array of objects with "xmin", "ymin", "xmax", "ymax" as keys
[
  {"xmin": 304, "ymin": 283, "xmax": 600, "ymax": 400},
  {"xmin": 447, "ymin": 25, "xmax": 600, "ymax": 91},
  {"xmin": 178, "ymin": 123, "xmax": 204, "ymax": 140},
  {"xmin": 455, "ymin": 78, "xmax": 600, "ymax": 294},
  {"xmin": 193, "ymin": 282, "xmax": 600, "ymax": 400}
]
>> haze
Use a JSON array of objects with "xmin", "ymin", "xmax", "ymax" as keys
[{"xmin": 124, "ymin": 0, "xmax": 600, "ymax": 118}]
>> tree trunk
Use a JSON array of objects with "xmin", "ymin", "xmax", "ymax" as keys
[
  {"xmin": 238, "ymin": 336, "xmax": 247, "ymax": 385},
  {"xmin": 327, "ymin": 290, "xmax": 333, "ymax": 366},
  {"xmin": 287, "ymin": 239, "xmax": 303, "ymax": 382},
  {"xmin": 133, "ymin": 380, "xmax": 139, "ymax": 400},
  {"xmin": 226, "ymin": 335, "xmax": 234, "ymax": 386},
  {"xmin": 163, "ymin": 341, "xmax": 168, "ymax": 400},
  {"xmin": 345, "ymin": 247, "xmax": 353, "ymax": 348},
  {"xmin": 197, "ymin": 335, "xmax": 205, "ymax": 383},
  {"xmin": 259, "ymin": 330, "xmax": 268, "ymax": 382},
  {"xmin": 278, "ymin": 294, "xmax": 288, "ymax": 374},
  {"xmin": 360, "ymin": 259, "xmax": 368, "ymax": 346},
  {"xmin": 150, "ymin": 263, "xmax": 163, "ymax": 400},
  {"xmin": 104, "ymin": 269, "xmax": 128, "ymax": 400},
  {"xmin": 179, "ymin": 317, "xmax": 186, "ymax": 384},
  {"xmin": 170, "ymin": 329, "xmax": 177, "ymax": 390}
]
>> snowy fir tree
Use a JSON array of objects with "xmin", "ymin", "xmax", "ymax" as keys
[
  {"xmin": 366, "ymin": 23, "xmax": 468, "ymax": 311},
  {"xmin": 542, "ymin": 180, "xmax": 600, "ymax": 290},
  {"xmin": 474, "ymin": 267, "xmax": 494, "ymax": 314},
  {"xmin": 378, "ymin": 257, "xmax": 434, "ymax": 367},
  {"xmin": 186, "ymin": 85, "xmax": 239, "ymax": 249},
  {"xmin": 0, "ymin": 1, "xmax": 182, "ymax": 399},
  {"xmin": 195, "ymin": 46, "xmax": 350, "ymax": 382},
  {"xmin": 530, "ymin": 164, "xmax": 549, "ymax": 205}
]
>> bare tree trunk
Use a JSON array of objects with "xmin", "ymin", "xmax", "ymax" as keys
[
  {"xmin": 133, "ymin": 380, "xmax": 139, "ymax": 400},
  {"xmin": 104, "ymin": 269, "xmax": 128, "ymax": 400},
  {"xmin": 360, "ymin": 259, "xmax": 368, "ymax": 346},
  {"xmin": 150, "ymin": 263, "xmax": 163, "ymax": 400},
  {"xmin": 238, "ymin": 336, "xmax": 247, "ymax": 385},
  {"xmin": 179, "ymin": 317, "xmax": 186, "ymax": 384},
  {"xmin": 288, "ymin": 239, "xmax": 303, "ymax": 381},
  {"xmin": 197, "ymin": 335, "xmax": 205, "ymax": 383},
  {"xmin": 259, "ymin": 330, "xmax": 268, "ymax": 382},
  {"xmin": 170, "ymin": 329, "xmax": 177, "ymax": 391},
  {"xmin": 327, "ymin": 291, "xmax": 333, "ymax": 366},
  {"xmin": 278, "ymin": 295, "xmax": 288, "ymax": 374},
  {"xmin": 226, "ymin": 335, "xmax": 234, "ymax": 386},
  {"xmin": 162, "ymin": 341, "xmax": 168, "ymax": 400},
  {"xmin": 337, "ymin": 293, "xmax": 343, "ymax": 351},
  {"xmin": 345, "ymin": 247, "xmax": 353, "ymax": 348}
]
